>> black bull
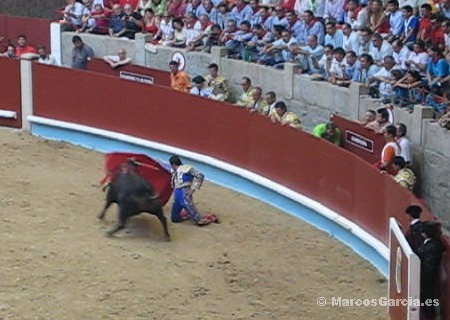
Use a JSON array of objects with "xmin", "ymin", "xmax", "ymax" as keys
[{"xmin": 97, "ymin": 161, "xmax": 171, "ymax": 241}]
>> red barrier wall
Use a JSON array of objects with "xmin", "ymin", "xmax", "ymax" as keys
[
  {"xmin": 0, "ymin": 57, "xmax": 21, "ymax": 128},
  {"xmin": 0, "ymin": 15, "xmax": 51, "ymax": 52},
  {"xmin": 87, "ymin": 58, "xmax": 171, "ymax": 87},
  {"xmin": 31, "ymin": 63, "xmax": 450, "ymax": 319}
]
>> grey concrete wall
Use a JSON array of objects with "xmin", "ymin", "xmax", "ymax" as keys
[{"xmin": 58, "ymin": 32, "xmax": 450, "ymax": 227}]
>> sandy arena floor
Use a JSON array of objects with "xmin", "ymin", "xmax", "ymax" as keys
[{"xmin": 0, "ymin": 130, "xmax": 389, "ymax": 320}]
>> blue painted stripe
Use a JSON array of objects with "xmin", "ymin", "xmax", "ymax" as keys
[{"xmin": 31, "ymin": 122, "xmax": 388, "ymax": 276}]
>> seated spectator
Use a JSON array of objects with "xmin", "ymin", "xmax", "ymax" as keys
[
  {"xmin": 215, "ymin": 3, "xmax": 232, "ymax": 31},
  {"xmin": 235, "ymin": 76, "xmax": 257, "ymax": 107},
  {"xmin": 358, "ymin": 27, "xmax": 374, "ymax": 56},
  {"xmin": 312, "ymin": 121, "xmax": 341, "ymax": 145},
  {"xmin": 108, "ymin": 4, "xmax": 127, "ymax": 37},
  {"xmin": 377, "ymin": 124, "xmax": 400, "ymax": 175},
  {"xmin": 297, "ymin": 10, "xmax": 324, "ymax": 46},
  {"xmin": 293, "ymin": 0, "xmax": 313, "ymax": 16},
  {"xmin": 311, "ymin": 44, "xmax": 334, "ymax": 80},
  {"xmin": 149, "ymin": 0, "xmax": 167, "ymax": 16},
  {"xmin": 352, "ymin": 54, "xmax": 380, "ymax": 90},
  {"xmin": 138, "ymin": 0, "xmax": 153, "ymax": 16},
  {"xmin": 356, "ymin": 109, "xmax": 377, "ymax": 126},
  {"xmin": 343, "ymin": 0, "xmax": 366, "ymax": 30},
  {"xmin": 369, "ymin": 56, "xmax": 400, "ymax": 100},
  {"xmin": 270, "ymin": 101, "xmax": 302, "ymax": 129},
  {"xmin": 15, "ymin": 34, "xmax": 37, "ymax": 59},
  {"xmin": 121, "ymin": 3, "xmax": 143, "ymax": 39},
  {"xmin": 224, "ymin": 20, "xmax": 254, "ymax": 58},
  {"xmin": 169, "ymin": 60, "xmax": 190, "ymax": 93},
  {"xmin": 400, "ymin": 5, "xmax": 419, "ymax": 45},
  {"xmin": 396, "ymin": 123, "xmax": 412, "ymax": 165},
  {"xmin": 392, "ymin": 39, "xmax": 411, "ymax": 70},
  {"xmin": 393, "ymin": 70, "xmax": 424, "ymax": 107},
  {"xmin": 392, "ymin": 156, "xmax": 416, "ymax": 190},
  {"xmin": 230, "ymin": 0, "xmax": 254, "ymax": 25},
  {"xmin": 425, "ymin": 45, "xmax": 449, "ymax": 112},
  {"xmin": 370, "ymin": 33, "xmax": 393, "ymax": 67},
  {"xmin": 365, "ymin": 107, "xmax": 391, "ymax": 133},
  {"xmin": 328, "ymin": 47, "xmax": 347, "ymax": 85},
  {"xmin": 417, "ymin": 3, "xmax": 433, "ymax": 43},
  {"xmin": 87, "ymin": 3, "xmax": 110, "ymax": 34},
  {"xmin": 103, "ymin": 48, "xmax": 132, "ymax": 68},
  {"xmin": 37, "ymin": 45, "xmax": 57, "ymax": 65},
  {"xmin": 386, "ymin": 0, "xmax": 404, "ymax": 40},
  {"xmin": 404, "ymin": 40, "xmax": 429, "ymax": 74},
  {"xmin": 142, "ymin": 8, "xmax": 160, "ymax": 37},
  {"xmin": 436, "ymin": 0, "xmax": 450, "ymax": 19},
  {"xmin": 290, "ymin": 34, "xmax": 324, "ymax": 74},
  {"xmin": 1, "ymin": 44, "xmax": 17, "ymax": 59},
  {"xmin": 404, "ymin": 205, "xmax": 424, "ymax": 255},
  {"xmin": 219, "ymin": 20, "xmax": 238, "ymax": 46},
  {"xmin": 324, "ymin": 21, "xmax": 343, "ymax": 49},
  {"xmin": 189, "ymin": 75, "xmax": 216, "ymax": 98},
  {"xmin": 248, "ymin": 87, "xmax": 269, "ymax": 113},
  {"xmin": 62, "ymin": 0, "xmax": 86, "ymax": 31},
  {"xmin": 204, "ymin": 63, "xmax": 230, "ymax": 102},
  {"xmin": 368, "ymin": 0, "xmax": 389, "ymax": 36},
  {"xmin": 342, "ymin": 22, "xmax": 360, "ymax": 54},
  {"xmin": 265, "ymin": 91, "xmax": 277, "ymax": 115},
  {"xmin": 336, "ymin": 50, "xmax": 360, "ymax": 87},
  {"xmin": 259, "ymin": 29, "xmax": 297, "ymax": 67},
  {"xmin": 154, "ymin": 13, "xmax": 174, "ymax": 43},
  {"xmin": 167, "ymin": 0, "xmax": 187, "ymax": 18},
  {"xmin": 323, "ymin": 0, "xmax": 345, "ymax": 22},
  {"xmin": 418, "ymin": 221, "xmax": 445, "ymax": 320},
  {"xmin": 164, "ymin": 18, "xmax": 187, "ymax": 47},
  {"xmin": 272, "ymin": 6, "xmax": 288, "ymax": 28},
  {"xmin": 244, "ymin": 24, "xmax": 275, "ymax": 62}
]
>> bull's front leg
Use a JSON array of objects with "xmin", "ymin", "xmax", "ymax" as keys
[
  {"xmin": 97, "ymin": 185, "xmax": 114, "ymax": 220},
  {"xmin": 155, "ymin": 208, "xmax": 171, "ymax": 242},
  {"xmin": 105, "ymin": 207, "xmax": 127, "ymax": 237}
]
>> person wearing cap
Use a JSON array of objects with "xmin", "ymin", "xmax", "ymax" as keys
[
  {"xmin": 169, "ymin": 156, "xmax": 218, "ymax": 226},
  {"xmin": 169, "ymin": 60, "xmax": 190, "ymax": 93},
  {"xmin": 71, "ymin": 35, "xmax": 94, "ymax": 70},
  {"xmin": 404, "ymin": 205, "xmax": 424, "ymax": 255},
  {"xmin": 189, "ymin": 75, "xmax": 215, "ymax": 98},
  {"xmin": 417, "ymin": 221, "xmax": 445, "ymax": 320},
  {"xmin": 392, "ymin": 156, "xmax": 416, "ymax": 191}
]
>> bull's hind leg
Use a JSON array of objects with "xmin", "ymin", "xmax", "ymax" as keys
[
  {"xmin": 155, "ymin": 208, "xmax": 171, "ymax": 242},
  {"xmin": 97, "ymin": 185, "xmax": 114, "ymax": 220},
  {"xmin": 106, "ymin": 208, "xmax": 127, "ymax": 237}
]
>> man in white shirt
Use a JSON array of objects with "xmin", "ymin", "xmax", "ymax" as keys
[
  {"xmin": 370, "ymin": 33, "xmax": 394, "ymax": 66},
  {"xmin": 328, "ymin": 47, "xmax": 347, "ymax": 84},
  {"xmin": 103, "ymin": 48, "xmax": 132, "ymax": 69},
  {"xmin": 392, "ymin": 39, "xmax": 411, "ymax": 70},
  {"xmin": 37, "ymin": 45, "xmax": 57, "ymax": 65},
  {"xmin": 342, "ymin": 23, "xmax": 360, "ymax": 54},
  {"xmin": 396, "ymin": 123, "xmax": 412, "ymax": 165}
]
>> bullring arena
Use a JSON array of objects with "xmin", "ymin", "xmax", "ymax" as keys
[
  {"xmin": 0, "ymin": 11, "xmax": 449, "ymax": 320},
  {"xmin": 0, "ymin": 130, "xmax": 388, "ymax": 319}
]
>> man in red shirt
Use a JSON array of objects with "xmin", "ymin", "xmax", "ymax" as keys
[
  {"xmin": 417, "ymin": 3, "xmax": 433, "ymax": 42},
  {"xmin": 15, "ymin": 34, "xmax": 37, "ymax": 59},
  {"xmin": 119, "ymin": 0, "xmax": 139, "ymax": 11}
]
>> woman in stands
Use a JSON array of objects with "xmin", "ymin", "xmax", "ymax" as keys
[{"xmin": 142, "ymin": 8, "xmax": 160, "ymax": 37}]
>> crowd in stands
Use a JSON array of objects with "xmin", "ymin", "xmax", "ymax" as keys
[{"xmin": 50, "ymin": 0, "xmax": 450, "ymax": 118}]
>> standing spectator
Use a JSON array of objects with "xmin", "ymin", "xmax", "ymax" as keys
[
  {"xmin": 404, "ymin": 204, "xmax": 424, "ymax": 255},
  {"xmin": 103, "ymin": 48, "xmax": 132, "ymax": 68},
  {"xmin": 396, "ymin": 122, "xmax": 412, "ymax": 165},
  {"xmin": 169, "ymin": 60, "xmax": 190, "ymax": 93},
  {"xmin": 418, "ymin": 221, "xmax": 445, "ymax": 320},
  {"xmin": 312, "ymin": 121, "xmax": 341, "ymax": 145},
  {"xmin": 15, "ymin": 34, "xmax": 37, "ymax": 59},
  {"xmin": 37, "ymin": 45, "xmax": 57, "ymax": 65},
  {"xmin": 204, "ymin": 63, "xmax": 230, "ymax": 101},
  {"xmin": 71, "ymin": 35, "xmax": 94, "ymax": 70},
  {"xmin": 235, "ymin": 77, "xmax": 257, "ymax": 107},
  {"xmin": 270, "ymin": 101, "xmax": 302, "ymax": 129},
  {"xmin": 378, "ymin": 125, "xmax": 400, "ymax": 174}
]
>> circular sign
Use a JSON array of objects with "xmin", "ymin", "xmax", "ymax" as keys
[
  {"xmin": 395, "ymin": 246, "xmax": 402, "ymax": 294},
  {"xmin": 171, "ymin": 52, "xmax": 186, "ymax": 71}
]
